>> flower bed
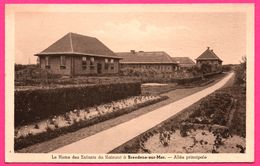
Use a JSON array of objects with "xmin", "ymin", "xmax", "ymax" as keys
[
  {"xmin": 14, "ymin": 95, "xmax": 168, "ymax": 150},
  {"xmin": 142, "ymin": 127, "xmax": 245, "ymax": 153}
]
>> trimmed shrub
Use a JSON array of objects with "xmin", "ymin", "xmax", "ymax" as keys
[
  {"xmin": 170, "ymin": 71, "xmax": 223, "ymax": 85},
  {"xmin": 203, "ymin": 71, "xmax": 223, "ymax": 78},
  {"xmin": 15, "ymin": 82, "xmax": 141, "ymax": 126}
]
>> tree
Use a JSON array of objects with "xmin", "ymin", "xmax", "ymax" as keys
[{"xmin": 200, "ymin": 63, "xmax": 212, "ymax": 74}]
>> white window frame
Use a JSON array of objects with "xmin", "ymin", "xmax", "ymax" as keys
[
  {"xmin": 82, "ymin": 56, "xmax": 87, "ymax": 70},
  {"xmin": 90, "ymin": 57, "xmax": 95, "ymax": 69},
  {"xmin": 105, "ymin": 58, "xmax": 109, "ymax": 70}
]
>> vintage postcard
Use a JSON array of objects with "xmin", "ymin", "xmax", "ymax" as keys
[{"xmin": 5, "ymin": 4, "xmax": 254, "ymax": 163}]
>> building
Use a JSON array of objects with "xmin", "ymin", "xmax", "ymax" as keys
[
  {"xmin": 35, "ymin": 32, "xmax": 122, "ymax": 76},
  {"xmin": 116, "ymin": 50, "xmax": 178, "ymax": 73},
  {"xmin": 196, "ymin": 47, "xmax": 223, "ymax": 72},
  {"xmin": 171, "ymin": 57, "xmax": 195, "ymax": 70}
]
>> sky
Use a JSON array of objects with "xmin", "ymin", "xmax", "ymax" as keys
[{"xmin": 13, "ymin": 6, "xmax": 247, "ymax": 65}]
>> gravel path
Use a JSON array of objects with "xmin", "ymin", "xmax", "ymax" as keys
[{"xmin": 51, "ymin": 72, "xmax": 234, "ymax": 153}]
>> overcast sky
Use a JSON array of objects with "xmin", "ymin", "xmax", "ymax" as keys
[{"xmin": 13, "ymin": 5, "xmax": 247, "ymax": 65}]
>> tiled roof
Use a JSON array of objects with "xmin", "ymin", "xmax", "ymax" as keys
[
  {"xmin": 35, "ymin": 32, "xmax": 120, "ymax": 59},
  {"xmin": 116, "ymin": 51, "xmax": 176, "ymax": 64},
  {"xmin": 196, "ymin": 47, "xmax": 222, "ymax": 62},
  {"xmin": 171, "ymin": 57, "xmax": 195, "ymax": 66}
]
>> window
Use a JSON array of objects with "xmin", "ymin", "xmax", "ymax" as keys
[
  {"xmin": 175, "ymin": 66, "xmax": 178, "ymax": 71},
  {"xmin": 45, "ymin": 56, "xmax": 50, "ymax": 69},
  {"xmin": 60, "ymin": 56, "xmax": 66, "ymax": 69},
  {"xmin": 82, "ymin": 57, "xmax": 87, "ymax": 70},
  {"xmin": 90, "ymin": 57, "xmax": 95, "ymax": 70},
  {"xmin": 36, "ymin": 57, "xmax": 40, "ymax": 65},
  {"xmin": 105, "ymin": 58, "xmax": 109, "ymax": 70},
  {"xmin": 110, "ymin": 64, "xmax": 114, "ymax": 70},
  {"xmin": 109, "ymin": 59, "xmax": 114, "ymax": 70}
]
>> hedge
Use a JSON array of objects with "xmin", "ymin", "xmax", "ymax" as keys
[
  {"xmin": 171, "ymin": 71, "xmax": 223, "ymax": 85},
  {"xmin": 203, "ymin": 71, "xmax": 223, "ymax": 78},
  {"xmin": 15, "ymin": 82, "xmax": 141, "ymax": 126},
  {"xmin": 171, "ymin": 76, "xmax": 202, "ymax": 84}
]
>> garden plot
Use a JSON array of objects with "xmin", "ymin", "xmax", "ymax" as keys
[
  {"xmin": 15, "ymin": 95, "xmax": 167, "ymax": 150},
  {"xmin": 136, "ymin": 88, "xmax": 246, "ymax": 154},
  {"xmin": 143, "ymin": 128, "xmax": 245, "ymax": 153}
]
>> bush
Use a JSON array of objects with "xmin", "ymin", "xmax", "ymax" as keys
[
  {"xmin": 15, "ymin": 82, "xmax": 141, "ymax": 126},
  {"xmin": 222, "ymin": 64, "xmax": 234, "ymax": 72},
  {"xmin": 200, "ymin": 63, "xmax": 213, "ymax": 74},
  {"xmin": 235, "ymin": 56, "xmax": 246, "ymax": 85}
]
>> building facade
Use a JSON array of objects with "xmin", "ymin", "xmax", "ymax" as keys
[
  {"xmin": 35, "ymin": 32, "xmax": 121, "ymax": 76},
  {"xmin": 171, "ymin": 57, "xmax": 195, "ymax": 70},
  {"xmin": 196, "ymin": 47, "xmax": 223, "ymax": 72},
  {"xmin": 116, "ymin": 50, "xmax": 178, "ymax": 73}
]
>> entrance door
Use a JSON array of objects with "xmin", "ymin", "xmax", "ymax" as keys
[{"xmin": 97, "ymin": 63, "xmax": 102, "ymax": 74}]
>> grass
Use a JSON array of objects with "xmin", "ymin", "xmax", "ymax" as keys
[
  {"xmin": 17, "ymin": 72, "xmax": 227, "ymax": 153},
  {"xmin": 110, "ymin": 72, "xmax": 238, "ymax": 153},
  {"xmin": 141, "ymin": 83, "xmax": 178, "ymax": 95}
]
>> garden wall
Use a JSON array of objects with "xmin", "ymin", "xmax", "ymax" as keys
[{"xmin": 15, "ymin": 82, "xmax": 141, "ymax": 126}]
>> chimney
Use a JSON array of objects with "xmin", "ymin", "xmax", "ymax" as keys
[
  {"xmin": 130, "ymin": 50, "xmax": 136, "ymax": 54},
  {"xmin": 139, "ymin": 51, "xmax": 144, "ymax": 53},
  {"xmin": 211, "ymin": 49, "xmax": 214, "ymax": 52},
  {"xmin": 207, "ymin": 46, "xmax": 210, "ymax": 50}
]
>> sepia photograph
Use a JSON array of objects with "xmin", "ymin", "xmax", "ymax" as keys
[{"xmin": 5, "ymin": 4, "xmax": 254, "ymax": 163}]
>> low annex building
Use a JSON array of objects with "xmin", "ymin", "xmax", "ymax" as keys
[
  {"xmin": 171, "ymin": 57, "xmax": 195, "ymax": 70},
  {"xmin": 116, "ymin": 50, "xmax": 179, "ymax": 73},
  {"xmin": 196, "ymin": 47, "xmax": 223, "ymax": 72},
  {"xmin": 35, "ymin": 32, "xmax": 122, "ymax": 76}
]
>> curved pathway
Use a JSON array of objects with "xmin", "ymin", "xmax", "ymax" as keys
[{"xmin": 52, "ymin": 72, "xmax": 234, "ymax": 153}]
